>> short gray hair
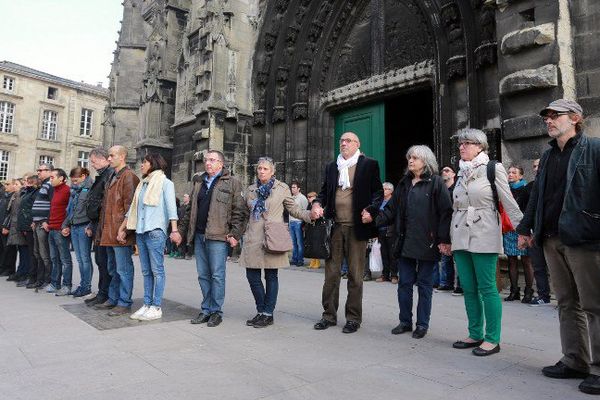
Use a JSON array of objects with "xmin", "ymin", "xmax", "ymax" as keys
[
  {"xmin": 89, "ymin": 147, "xmax": 109, "ymax": 159},
  {"xmin": 454, "ymin": 128, "xmax": 489, "ymax": 152},
  {"xmin": 383, "ymin": 182, "xmax": 394, "ymax": 191},
  {"xmin": 406, "ymin": 145, "xmax": 439, "ymax": 176},
  {"xmin": 256, "ymin": 156, "xmax": 275, "ymax": 174}
]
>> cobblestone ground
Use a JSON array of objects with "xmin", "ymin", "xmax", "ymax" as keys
[{"xmin": 0, "ymin": 256, "xmax": 589, "ymax": 400}]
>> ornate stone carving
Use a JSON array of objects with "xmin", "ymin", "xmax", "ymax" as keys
[
  {"xmin": 292, "ymin": 103, "xmax": 308, "ymax": 120},
  {"xmin": 253, "ymin": 110, "xmax": 266, "ymax": 126},
  {"xmin": 272, "ymin": 106, "xmax": 286, "ymax": 123},
  {"xmin": 475, "ymin": 42, "xmax": 497, "ymax": 69},
  {"xmin": 440, "ymin": 2, "xmax": 466, "ymax": 80},
  {"xmin": 446, "ymin": 55, "xmax": 466, "ymax": 80}
]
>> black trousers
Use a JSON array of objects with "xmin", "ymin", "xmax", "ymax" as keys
[
  {"xmin": 379, "ymin": 235, "xmax": 398, "ymax": 279},
  {"xmin": 0, "ymin": 241, "xmax": 17, "ymax": 274},
  {"xmin": 94, "ymin": 244, "xmax": 110, "ymax": 299},
  {"xmin": 529, "ymin": 244, "xmax": 550, "ymax": 300},
  {"xmin": 24, "ymin": 231, "xmax": 39, "ymax": 282}
]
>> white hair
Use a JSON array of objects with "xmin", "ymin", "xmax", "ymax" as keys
[
  {"xmin": 406, "ymin": 145, "xmax": 439, "ymax": 176},
  {"xmin": 454, "ymin": 128, "xmax": 489, "ymax": 152}
]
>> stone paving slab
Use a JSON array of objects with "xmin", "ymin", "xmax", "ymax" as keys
[{"xmin": 0, "ymin": 256, "xmax": 592, "ymax": 400}]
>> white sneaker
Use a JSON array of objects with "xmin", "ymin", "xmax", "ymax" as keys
[
  {"xmin": 130, "ymin": 305, "xmax": 150, "ymax": 320},
  {"xmin": 138, "ymin": 306, "xmax": 162, "ymax": 321}
]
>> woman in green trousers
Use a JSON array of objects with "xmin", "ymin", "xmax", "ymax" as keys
[{"xmin": 450, "ymin": 129, "xmax": 523, "ymax": 356}]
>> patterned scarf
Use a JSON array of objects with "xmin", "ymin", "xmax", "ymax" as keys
[
  {"xmin": 458, "ymin": 151, "xmax": 490, "ymax": 183},
  {"xmin": 252, "ymin": 177, "xmax": 275, "ymax": 220}
]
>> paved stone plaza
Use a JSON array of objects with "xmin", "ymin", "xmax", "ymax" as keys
[{"xmin": 0, "ymin": 257, "xmax": 590, "ymax": 400}]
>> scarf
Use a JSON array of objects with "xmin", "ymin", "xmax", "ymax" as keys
[
  {"xmin": 126, "ymin": 170, "xmax": 166, "ymax": 230},
  {"xmin": 458, "ymin": 151, "xmax": 490, "ymax": 183},
  {"xmin": 252, "ymin": 177, "xmax": 275, "ymax": 220},
  {"xmin": 337, "ymin": 150, "xmax": 361, "ymax": 190},
  {"xmin": 509, "ymin": 179, "xmax": 527, "ymax": 189}
]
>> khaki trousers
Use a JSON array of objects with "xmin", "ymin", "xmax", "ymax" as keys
[
  {"xmin": 543, "ymin": 236, "xmax": 600, "ymax": 374},
  {"xmin": 322, "ymin": 224, "xmax": 367, "ymax": 324}
]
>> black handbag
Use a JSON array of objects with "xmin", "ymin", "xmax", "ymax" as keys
[{"xmin": 303, "ymin": 218, "xmax": 333, "ymax": 259}]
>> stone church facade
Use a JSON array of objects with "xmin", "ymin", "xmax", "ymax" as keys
[{"xmin": 105, "ymin": 0, "xmax": 600, "ymax": 193}]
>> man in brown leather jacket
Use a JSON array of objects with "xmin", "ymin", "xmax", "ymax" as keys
[{"xmin": 95, "ymin": 145, "xmax": 140, "ymax": 316}]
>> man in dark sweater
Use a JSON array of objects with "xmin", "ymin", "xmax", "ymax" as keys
[
  {"xmin": 30, "ymin": 163, "xmax": 54, "ymax": 290},
  {"xmin": 46, "ymin": 168, "xmax": 73, "ymax": 296},
  {"xmin": 83, "ymin": 148, "xmax": 114, "ymax": 306}
]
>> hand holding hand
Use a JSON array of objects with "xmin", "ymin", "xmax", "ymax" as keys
[
  {"xmin": 170, "ymin": 231, "xmax": 182, "ymax": 246},
  {"xmin": 438, "ymin": 243, "xmax": 452, "ymax": 256},
  {"xmin": 61, "ymin": 228, "xmax": 70, "ymax": 237},
  {"xmin": 226, "ymin": 235, "xmax": 238, "ymax": 248},
  {"xmin": 85, "ymin": 228, "xmax": 93, "ymax": 238},
  {"xmin": 517, "ymin": 234, "xmax": 531, "ymax": 250},
  {"xmin": 361, "ymin": 209, "xmax": 373, "ymax": 224},
  {"xmin": 42, "ymin": 222, "xmax": 49, "ymax": 232},
  {"xmin": 116, "ymin": 228, "xmax": 127, "ymax": 244},
  {"xmin": 1, "ymin": 228, "xmax": 8, "ymax": 236}
]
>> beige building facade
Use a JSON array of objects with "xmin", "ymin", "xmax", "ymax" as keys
[{"xmin": 0, "ymin": 61, "xmax": 108, "ymax": 180}]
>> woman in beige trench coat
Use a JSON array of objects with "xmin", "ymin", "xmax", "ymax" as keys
[{"xmin": 239, "ymin": 157, "xmax": 313, "ymax": 328}]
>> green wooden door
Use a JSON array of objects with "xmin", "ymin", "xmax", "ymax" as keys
[{"xmin": 334, "ymin": 103, "xmax": 385, "ymax": 181}]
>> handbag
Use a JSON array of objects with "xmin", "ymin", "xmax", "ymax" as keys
[
  {"xmin": 369, "ymin": 239, "xmax": 383, "ymax": 273},
  {"xmin": 498, "ymin": 202, "xmax": 514, "ymax": 234},
  {"xmin": 263, "ymin": 219, "xmax": 293, "ymax": 254},
  {"xmin": 487, "ymin": 161, "xmax": 515, "ymax": 234},
  {"xmin": 303, "ymin": 218, "xmax": 333, "ymax": 259}
]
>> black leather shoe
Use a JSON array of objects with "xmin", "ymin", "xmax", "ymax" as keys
[
  {"xmin": 342, "ymin": 321, "xmax": 360, "ymax": 334},
  {"xmin": 412, "ymin": 327, "xmax": 427, "ymax": 339},
  {"xmin": 26, "ymin": 282, "xmax": 39, "ymax": 289},
  {"xmin": 253, "ymin": 315, "xmax": 274, "ymax": 328},
  {"xmin": 6, "ymin": 274, "xmax": 18, "ymax": 281},
  {"xmin": 86, "ymin": 296, "xmax": 107, "ymax": 307},
  {"xmin": 16, "ymin": 280, "xmax": 29, "ymax": 287},
  {"xmin": 207, "ymin": 313, "xmax": 223, "ymax": 327},
  {"xmin": 542, "ymin": 361, "xmax": 589, "ymax": 379},
  {"xmin": 579, "ymin": 374, "xmax": 600, "ymax": 395},
  {"xmin": 453, "ymin": 339, "xmax": 484, "ymax": 349},
  {"xmin": 246, "ymin": 314, "xmax": 262, "ymax": 326},
  {"xmin": 314, "ymin": 319, "xmax": 336, "ymax": 330},
  {"xmin": 472, "ymin": 344, "xmax": 500, "ymax": 356},
  {"xmin": 94, "ymin": 300, "xmax": 117, "ymax": 310},
  {"xmin": 190, "ymin": 312, "xmax": 211, "ymax": 324},
  {"xmin": 391, "ymin": 324, "xmax": 412, "ymax": 335}
]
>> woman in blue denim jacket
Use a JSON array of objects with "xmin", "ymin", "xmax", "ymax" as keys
[{"xmin": 118, "ymin": 154, "xmax": 181, "ymax": 321}]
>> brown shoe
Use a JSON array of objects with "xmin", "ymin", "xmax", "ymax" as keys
[
  {"xmin": 375, "ymin": 276, "xmax": 388, "ymax": 283},
  {"xmin": 107, "ymin": 306, "xmax": 131, "ymax": 316},
  {"xmin": 94, "ymin": 300, "xmax": 116, "ymax": 310},
  {"xmin": 391, "ymin": 277, "xmax": 399, "ymax": 284}
]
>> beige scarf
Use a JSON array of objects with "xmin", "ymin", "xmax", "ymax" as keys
[{"xmin": 126, "ymin": 170, "xmax": 166, "ymax": 230}]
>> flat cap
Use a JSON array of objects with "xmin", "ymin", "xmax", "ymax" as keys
[{"xmin": 540, "ymin": 99, "xmax": 583, "ymax": 116}]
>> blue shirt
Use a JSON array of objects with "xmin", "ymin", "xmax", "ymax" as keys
[
  {"xmin": 128, "ymin": 178, "xmax": 178, "ymax": 235},
  {"xmin": 204, "ymin": 172, "xmax": 220, "ymax": 189}
]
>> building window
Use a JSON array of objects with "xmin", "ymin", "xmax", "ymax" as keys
[
  {"xmin": 47, "ymin": 87, "xmax": 58, "ymax": 100},
  {"xmin": 77, "ymin": 151, "xmax": 89, "ymax": 168},
  {"xmin": 41, "ymin": 110, "xmax": 58, "ymax": 140},
  {"xmin": 80, "ymin": 109, "xmax": 93, "ymax": 137},
  {"xmin": 0, "ymin": 150, "xmax": 9, "ymax": 180},
  {"xmin": 38, "ymin": 155, "xmax": 55, "ymax": 168},
  {"xmin": 0, "ymin": 101, "xmax": 15, "ymax": 133},
  {"xmin": 2, "ymin": 76, "xmax": 15, "ymax": 91}
]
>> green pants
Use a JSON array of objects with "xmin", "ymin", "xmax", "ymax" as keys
[{"xmin": 453, "ymin": 251, "xmax": 501, "ymax": 344}]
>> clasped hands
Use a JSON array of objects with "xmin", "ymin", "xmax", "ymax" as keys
[{"xmin": 310, "ymin": 204, "xmax": 374, "ymax": 224}]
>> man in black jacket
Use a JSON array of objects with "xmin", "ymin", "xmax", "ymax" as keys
[
  {"xmin": 517, "ymin": 99, "xmax": 600, "ymax": 395},
  {"xmin": 83, "ymin": 148, "xmax": 115, "ymax": 306},
  {"xmin": 311, "ymin": 132, "xmax": 383, "ymax": 334}
]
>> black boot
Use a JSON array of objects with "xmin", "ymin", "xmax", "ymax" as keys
[
  {"xmin": 504, "ymin": 286, "xmax": 520, "ymax": 301},
  {"xmin": 522, "ymin": 287, "xmax": 534, "ymax": 304}
]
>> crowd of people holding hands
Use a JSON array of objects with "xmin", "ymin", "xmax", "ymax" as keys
[{"xmin": 0, "ymin": 99, "xmax": 598, "ymax": 395}]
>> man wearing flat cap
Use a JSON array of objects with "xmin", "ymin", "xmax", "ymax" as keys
[{"xmin": 517, "ymin": 99, "xmax": 600, "ymax": 395}]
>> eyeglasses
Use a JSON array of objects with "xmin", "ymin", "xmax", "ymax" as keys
[
  {"xmin": 339, "ymin": 138, "xmax": 357, "ymax": 144},
  {"xmin": 37, "ymin": 169, "xmax": 49, "ymax": 172},
  {"xmin": 203, "ymin": 157, "xmax": 222, "ymax": 164},
  {"xmin": 442, "ymin": 168, "xmax": 454, "ymax": 173},
  {"xmin": 542, "ymin": 112, "xmax": 569, "ymax": 121},
  {"xmin": 458, "ymin": 142, "xmax": 478, "ymax": 148}
]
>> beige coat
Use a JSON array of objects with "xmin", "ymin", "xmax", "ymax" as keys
[
  {"xmin": 239, "ymin": 180, "xmax": 311, "ymax": 269},
  {"xmin": 450, "ymin": 162, "xmax": 523, "ymax": 253}
]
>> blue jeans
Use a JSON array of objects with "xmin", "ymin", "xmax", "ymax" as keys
[
  {"xmin": 106, "ymin": 246, "xmax": 134, "ymax": 307},
  {"xmin": 398, "ymin": 256, "xmax": 435, "ymax": 330},
  {"xmin": 49, "ymin": 230, "xmax": 73, "ymax": 289},
  {"xmin": 289, "ymin": 221, "xmax": 304, "ymax": 265},
  {"xmin": 16, "ymin": 245, "xmax": 31, "ymax": 277},
  {"xmin": 194, "ymin": 234, "xmax": 228, "ymax": 315},
  {"xmin": 71, "ymin": 224, "xmax": 93, "ymax": 291},
  {"xmin": 435, "ymin": 254, "xmax": 455, "ymax": 287},
  {"xmin": 137, "ymin": 229, "xmax": 167, "ymax": 307},
  {"xmin": 246, "ymin": 268, "xmax": 279, "ymax": 315}
]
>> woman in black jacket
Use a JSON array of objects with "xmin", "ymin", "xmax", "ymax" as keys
[
  {"xmin": 377, "ymin": 145, "xmax": 453, "ymax": 339},
  {"xmin": 17, "ymin": 175, "xmax": 40, "ymax": 288}
]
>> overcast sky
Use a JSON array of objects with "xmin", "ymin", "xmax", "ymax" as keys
[{"xmin": 0, "ymin": 0, "xmax": 123, "ymax": 87}]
